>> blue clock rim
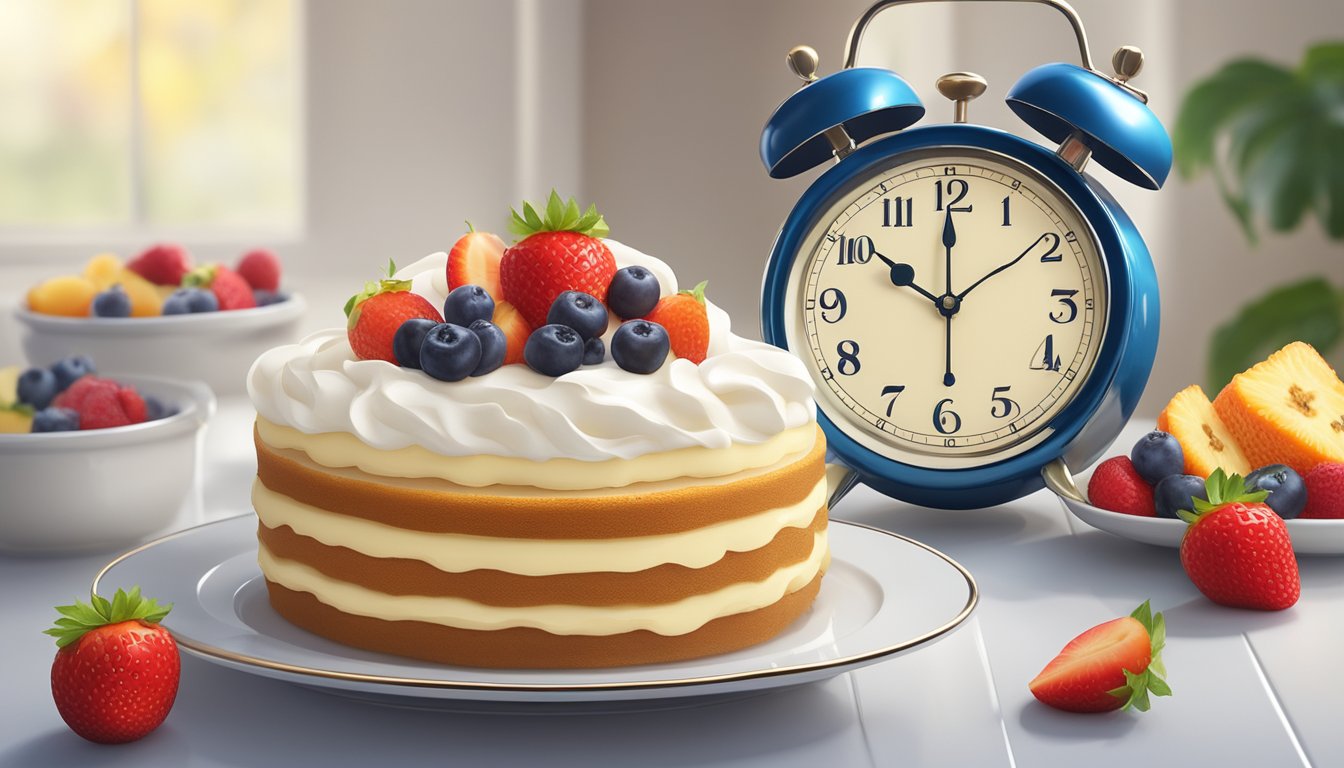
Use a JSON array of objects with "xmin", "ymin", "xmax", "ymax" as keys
[{"xmin": 760, "ymin": 124, "xmax": 1135, "ymax": 502}]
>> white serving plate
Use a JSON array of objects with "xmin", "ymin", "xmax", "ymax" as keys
[
  {"xmin": 16, "ymin": 295, "xmax": 306, "ymax": 396},
  {"xmin": 94, "ymin": 515, "xmax": 978, "ymax": 707},
  {"xmin": 1043, "ymin": 462, "xmax": 1344, "ymax": 555}
]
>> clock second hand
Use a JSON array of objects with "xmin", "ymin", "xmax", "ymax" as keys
[{"xmin": 941, "ymin": 209, "xmax": 957, "ymax": 387}]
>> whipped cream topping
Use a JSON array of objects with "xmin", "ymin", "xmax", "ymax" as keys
[{"xmin": 248, "ymin": 240, "xmax": 816, "ymax": 462}]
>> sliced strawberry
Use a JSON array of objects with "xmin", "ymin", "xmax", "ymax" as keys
[
  {"xmin": 499, "ymin": 191, "xmax": 616, "ymax": 329},
  {"xmin": 1030, "ymin": 600, "xmax": 1171, "ymax": 713},
  {"xmin": 447, "ymin": 228, "xmax": 505, "ymax": 298},
  {"xmin": 493, "ymin": 300, "xmax": 532, "ymax": 365}
]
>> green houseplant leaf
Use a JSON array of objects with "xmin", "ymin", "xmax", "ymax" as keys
[{"xmin": 1208, "ymin": 277, "xmax": 1344, "ymax": 391}]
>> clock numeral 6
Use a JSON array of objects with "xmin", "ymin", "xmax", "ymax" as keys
[
  {"xmin": 1049, "ymin": 289, "xmax": 1079, "ymax": 324},
  {"xmin": 819, "ymin": 288, "xmax": 847, "ymax": 323},
  {"xmin": 934, "ymin": 179, "xmax": 972, "ymax": 212},
  {"xmin": 933, "ymin": 398, "xmax": 961, "ymax": 435},
  {"xmin": 990, "ymin": 386, "xmax": 1019, "ymax": 419},
  {"xmin": 835, "ymin": 234, "xmax": 874, "ymax": 265},
  {"xmin": 881, "ymin": 384, "xmax": 905, "ymax": 417},
  {"xmin": 836, "ymin": 339, "xmax": 861, "ymax": 375},
  {"xmin": 1038, "ymin": 232, "xmax": 1063, "ymax": 262}
]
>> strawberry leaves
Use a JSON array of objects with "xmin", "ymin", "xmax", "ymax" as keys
[
  {"xmin": 1105, "ymin": 600, "xmax": 1173, "ymax": 712},
  {"xmin": 1176, "ymin": 468, "xmax": 1270, "ymax": 524},
  {"xmin": 45, "ymin": 587, "xmax": 172, "ymax": 648},
  {"xmin": 509, "ymin": 190, "xmax": 610, "ymax": 240},
  {"xmin": 344, "ymin": 260, "xmax": 410, "ymax": 324}
]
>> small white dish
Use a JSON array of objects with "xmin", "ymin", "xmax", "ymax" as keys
[
  {"xmin": 15, "ymin": 295, "xmax": 306, "ymax": 396},
  {"xmin": 0, "ymin": 374, "xmax": 215, "ymax": 554},
  {"xmin": 94, "ymin": 515, "xmax": 978, "ymax": 707},
  {"xmin": 1043, "ymin": 462, "xmax": 1344, "ymax": 555}
]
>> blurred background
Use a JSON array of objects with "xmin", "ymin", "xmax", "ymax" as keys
[{"xmin": 0, "ymin": 0, "xmax": 1340, "ymax": 415}]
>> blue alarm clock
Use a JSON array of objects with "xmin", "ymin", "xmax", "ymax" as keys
[{"xmin": 759, "ymin": 0, "xmax": 1172, "ymax": 510}]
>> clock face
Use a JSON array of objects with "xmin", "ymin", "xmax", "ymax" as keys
[{"xmin": 786, "ymin": 148, "xmax": 1109, "ymax": 468}]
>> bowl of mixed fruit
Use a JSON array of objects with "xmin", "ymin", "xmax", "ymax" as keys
[
  {"xmin": 15, "ymin": 245, "xmax": 306, "ymax": 396},
  {"xmin": 0, "ymin": 355, "xmax": 214, "ymax": 554}
]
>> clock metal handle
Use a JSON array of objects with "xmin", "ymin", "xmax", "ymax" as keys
[{"xmin": 842, "ymin": 0, "xmax": 1096, "ymax": 73}]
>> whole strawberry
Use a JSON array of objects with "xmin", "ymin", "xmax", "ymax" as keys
[
  {"xmin": 236, "ymin": 249, "xmax": 282, "ymax": 292},
  {"xmin": 46, "ymin": 587, "xmax": 179, "ymax": 744},
  {"xmin": 500, "ymin": 191, "xmax": 616, "ymax": 329},
  {"xmin": 1178, "ymin": 469, "xmax": 1300, "ymax": 610},
  {"xmin": 1302, "ymin": 463, "xmax": 1344, "ymax": 518},
  {"xmin": 646, "ymin": 280, "xmax": 710, "ymax": 364},
  {"xmin": 346, "ymin": 261, "xmax": 443, "ymax": 363},
  {"xmin": 183, "ymin": 264, "xmax": 257, "ymax": 311},
  {"xmin": 126, "ymin": 244, "xmax": 191, "ymax": 287},
  {"xmin": 1087, "ymin": 456, "xmax": 1156, "ymax": 517},
  {"xmin": 1030, "ymin": 600, "xmax": 1171, "ymax": 713},
  {"xmin": 53, "ymin": 376, "xmax": 147, "ymax": 429}
]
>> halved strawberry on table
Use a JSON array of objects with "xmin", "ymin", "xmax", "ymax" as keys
[
  {"xmin": 500, "ymin": 191, "xmax": 616, "ymax": 329},
  {"xmin": 347, "ymin": 261, "xmax": 444, "ymax": 363},
  {"xmin": 46, "ymin": 587, "xmax": 179, "ymax": 744},
  {"xmin": 1177, "ymin": 469, "xmax": 1300, "ymax": 610},
  {"xmin": 1029, "ymin": 600, "xmax": 1171, "ymax": 713}
]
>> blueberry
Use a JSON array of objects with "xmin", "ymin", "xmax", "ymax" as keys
[
  {"xmin": 468, "ymin": 320, "xmax": 506, "ymax": 377},
  {"xmin": 163, "ymin": 288, "xmax": 218, "ymax": 314},
  {"xmin": 583, "ymin": 336, "xmax": 605, "ymax": 365},
  {"xmin": 143, "ymin": 395, "xmax": 179, "ymax": 421},
  {"xmin": 524, "ymin": 324, "xmax": 584, "ymax": 377},
  {"xmin": 31, "ymin": 407, "xmax": 80, "ymax": 433},
  {"xmin": 393, "ymin": 318, "xmax": 439, "ymax": 369},
  {"xmin": 91, "ymin": 285, "xmax": 132, "ymax": 318},
  {"xmin": 419, "ymin": 323, "xmax": 481, "ymax": 382},
  {"xmin": 254, "ymin": 289, "xmax": 290, "ymax": 306},
  {"xmin": 443, "ymin": 285, "xmax": 495, "ymax": 327},
  {"xmin": 1154, "ymin": 474, "xmax": 1207, "ymax": 519},
  {"xmin": 1130, "ymin": 431, "xmax": 1184, "ymax": 485},
  {"xmin": 50, "ymin": 356, "xmax": 95, "ymax": 392},
  {"xmin": 607, "ymin": 266, "xmax": 660, "ymax": 319},
  {"xmin": 1246, "ymin": 464, "xmax": 1307, "ymax": 519},
  {"xmin": 16, "ymin": 368, "xmax": 58, "ymax": 410},
  {"xmin": 547, "ymin": 291, "xmax": 609, "ymax": 340},
  {"xmin": 611, "ymin": 320, "xmax": 669, "ymax": 374}
]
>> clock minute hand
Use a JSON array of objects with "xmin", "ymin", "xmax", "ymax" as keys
[
  {"xmin": 873, "ymin": 250, "xmax": 940, "ymax": 305},
  {"xmin": 956, "ymin": 233, "xmax": 1054, "ymax": 302}
]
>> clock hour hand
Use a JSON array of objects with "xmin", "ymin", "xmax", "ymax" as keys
[
  {"xmin": 956, "ymin": 232, "xmax": 1056, "ymax": 302},
  {"xmin": 873, "ymin": 250, "xmax": 940, "ymax": 304}
]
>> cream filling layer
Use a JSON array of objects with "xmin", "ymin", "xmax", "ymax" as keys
[
  {"xmin": 256, "ymin": 418, "xmax": 816, "ymax": 491},
  {"xmin": 252, "ymin": 476, "xmax": 827, "ymax": 576},
  {"xmin": 259, "ymin": 530, "xmax": 829, "ymax": 636}
]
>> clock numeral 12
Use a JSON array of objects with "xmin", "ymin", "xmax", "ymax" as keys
[
  {"xmin": 882, "ymin": 197, "xmax": 913, "ymax": 227},
  {"xmin": 934, "ymin": 179, "xmax": 972, "ymax": 212},
  {"xmin": 835, "ymin": 234, "xmax": 874, "ymax": 265}
]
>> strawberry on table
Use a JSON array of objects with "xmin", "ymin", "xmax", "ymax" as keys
[
  {"xmin": 1087, "ymin": 456, "xmax": 1156, "ymax": 517},
  {"xmin": 184, "ymin": 264, "xmax": 257, "ymax": 311},
  {"xmin": 127, "ymin": 244, "xmax": 192, "ymax": 287},
  {"xmin": 236, "ymin": 248, "xmax": 282, "ymax": 292},
  {"xmin": 448, "ymin": 225, "xmax": 506, "ymax": 298},
  {"xmin": 500, "ymin": 191, "xmax": 616, "ymax": 329},
  {"xmin": 46, "ymin": 587, "xmax": 179, "ymax": 744},
  {"xmin": 647, "ymin": 280, "xmax": 710, "ymax": 364},
  {"xmin": 347, "ymin": 261, "xmax": 444, "ymax": 363},
  {"xmin": 1177, "ymin": 469, "xmax": 1300, "ymax": 610},
  {"xmin": 1029, "ymin": 600, "xmax": 1171, "ymax": 714}
]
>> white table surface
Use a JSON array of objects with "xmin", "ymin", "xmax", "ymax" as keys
[{"xmin": 1, "ymin": 400, "xmax": 1339, "ymax": 767}]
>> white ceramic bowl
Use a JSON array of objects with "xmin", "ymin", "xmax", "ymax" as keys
[
  {"xmin": 15, "ymin": 295, "xmax": 306, "ymax": 396},
  {"xmin": 1044, "ymin": 462, "xmax": 1344, "ymax": 555},
  {"xmin": 0, "ymin": 374, "xmax": 215, "ymax": 554}
]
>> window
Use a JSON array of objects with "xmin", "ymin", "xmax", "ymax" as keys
[{"xmin": 0, "ymin": 0, "xmax": 301, "ymax": 234}]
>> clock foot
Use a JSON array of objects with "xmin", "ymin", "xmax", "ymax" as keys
[{"xmin": 825, "ymin": 460, "xmax": 861, "ymax": 509}]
